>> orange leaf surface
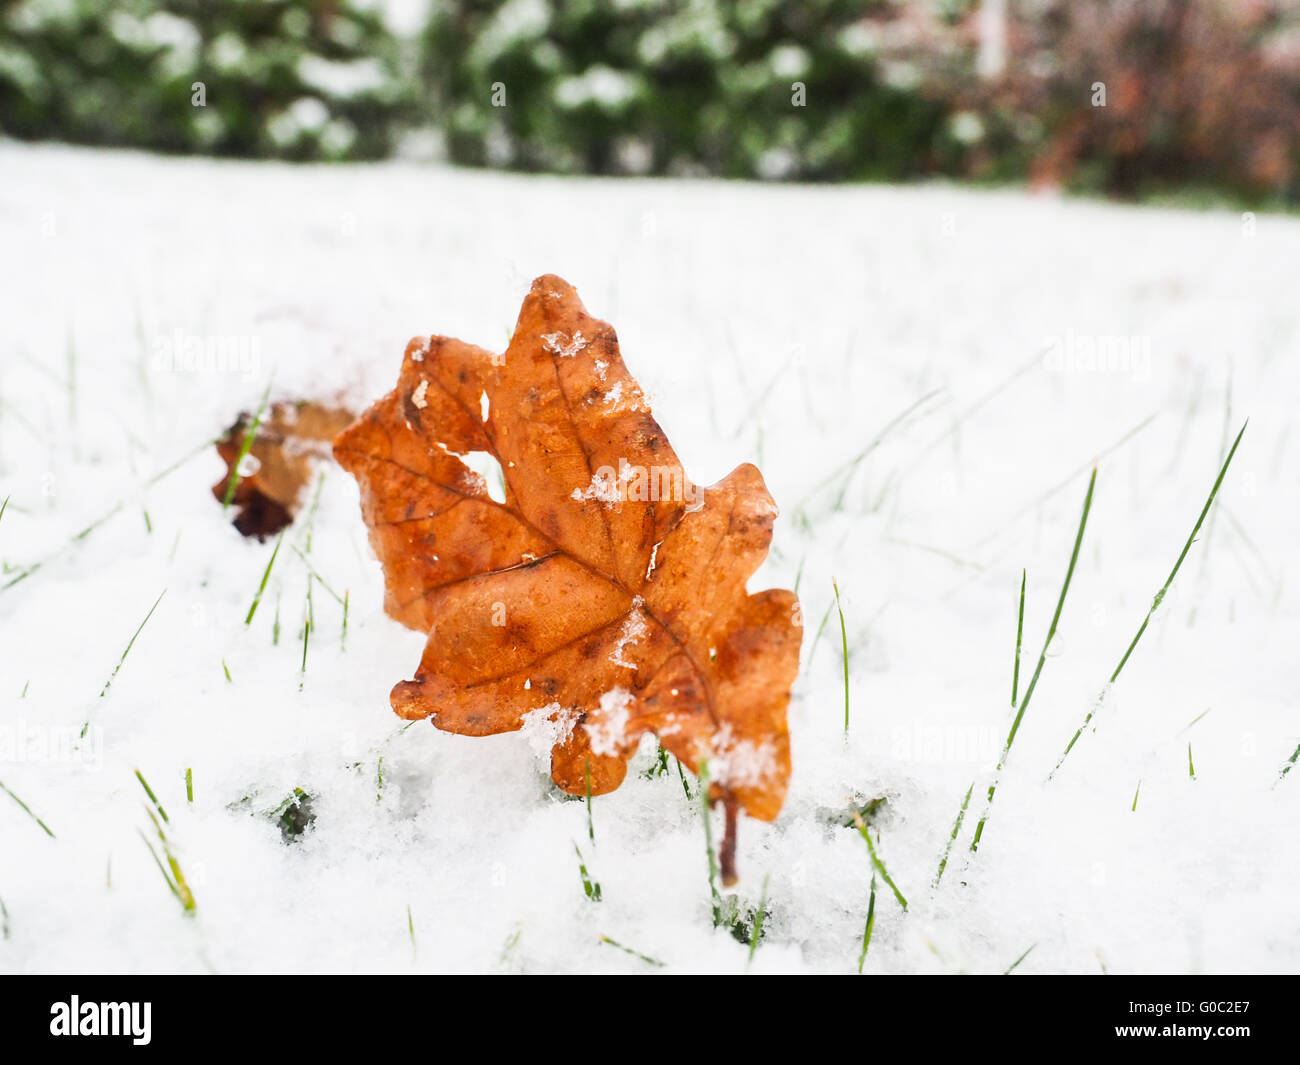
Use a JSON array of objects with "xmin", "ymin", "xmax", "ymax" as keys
[{"xmin": 334, "ymin": 275, "xmax": 801, "ymax": 881}]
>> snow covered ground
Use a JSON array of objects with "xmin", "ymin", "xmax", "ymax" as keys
[{"xmin": 1, "ymin": 141, "xmax": 1297, "ymax": 974}]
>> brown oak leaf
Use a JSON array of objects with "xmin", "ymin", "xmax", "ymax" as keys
[
  {"xmin": 214, "ymin": 401, "xmax": 355, "ymax": 539},
  {"xmin": 334, "ymin": 275, "xmax": 801, "ymax": 882}
]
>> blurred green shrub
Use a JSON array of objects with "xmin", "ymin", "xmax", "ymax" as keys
[
  {"xmin": 2, "ymin": 0, "xmax": 1296, "ymax": 204},
  {"xmin": 419, "ymin": 0, "xmax": 961, "ymax": 180},
  {"xmin": 0, "ymin": 0, "xmax": 412, "ymax": 160}
]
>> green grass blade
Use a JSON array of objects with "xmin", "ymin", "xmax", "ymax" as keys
[
  {"xmin": 1053, "ymin": 423, "xmax": 1246, "ymax": 775},
  {"xmin": 245, "ymin": 531, "xmax": 284, "ymax": 624},
  {"xmin": 747, "ymin": 875, "xmax": 770, "ymax": 966},
  {"xmin": 97, "ymin": 589, "xmax": 167, "ymax": 702},
  {"xmin": 1004, "ymin": 943, "xmax": 1036, "ymax": 974},
  {"xmin": 598, "ymin": 935, "xmax": 664, "ymax": 968},
  {"xmin": 1280, "ymin": 743, "xmax": 1300, "ymax": 781},
  {"xmin": 298, "ymin": 576, "xmax": 313, "ymax": 688},
  {"xmin": 221, "ymin": 385, "xmax": 271, "ymax": 508},
  {"xmin": 1012, "ymin": 569, "xmax": 1026, "ymax": 706},
  {"xmin": 584, "ymin": 760, "xmax": 594, "ymax": 844},
  {"xmin": 833, "ymin": 578, "xmax": 849, "ymax": 734},
  {"xmin": 933, "ymin": 781, "xmax": 974, "ymax": 888},
  {"xmin": 800, "ymin": 388, "xmax": 943, "ymax": 505},
  {"xmin": 699, "ymin": 761, "xmax": 722, "ymax": 921},
  {"xmin": 139, "ymin": 831, "xmax": 181, "ymax": 902},
  {"xmin": 0, "ymin": 779, "xmax": 55, "ymax": 838},
  {"xmin": 805, "ymin": 598, "xmax": 834, "ymax": 665},
  {"xmin": 857, "ymin": 872, "xmax": 877, "ymax": 973},
  {"xmin": 290, "ymin": 544, "xmax": 344, "ymax": 604},
  {"xmin": 972, "ymin": 469, "xmax": 1096, "ymax": 851},
  {"xmin": 134, "ymin": 768, "xmax": 169, "ymax": 824},
  {"xmin": 1112, "ymin": 421, "xmax": 1248, "ymax": 685},
  {"xmin": 852, "ymin": 812, "xmax": 907, "ymax": 911},
  {"xmin": 574, "ymin": 843, "xmax": 602, "ymax": 903}
]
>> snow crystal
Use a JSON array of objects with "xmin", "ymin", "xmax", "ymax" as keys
[
  {"xmin": 585, "ymin": 688, "xmax": 633, "ymax": 757},
  {"xmin": 609, "ymin": 599, "xmax": 646, "ymax": 670},
  {"xmin": 572, "ymin": 468, "xmax": 620, "ymax": 505},
  {"xmin": 707, "ymin": 727, "xmax": 780, "ymax": 791},
  {"xmin": 410, "ymin": 379, "xmax": 429, "ymax": 409},
  {"xmin": 520, "ymin": 702, "xmax": 579, "ymax": 758},
  {"xmin": 541, "ymin": 330, "xmax": 588, "ymax": 358},
  {"xmin": 645, "ymin": 540, "xmax": 662, "ymax": 581}
]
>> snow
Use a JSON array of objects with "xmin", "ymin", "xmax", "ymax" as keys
[
  {"xmin": 585, "ymin": 689, "xmax": 633, "ymax": 757},
  {"xmin": 1, "ymin": 142, "xmax": 1298, "ymax": 974},
  {"xmin": 607, "ymin": 601, "xmax": 646, "ymax": 671},
  {"xmin": 541, "ymin": 330, "xmax": 588, "ymax": 358}
]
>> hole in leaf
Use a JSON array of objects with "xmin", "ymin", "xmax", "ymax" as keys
[{"xmin": 462, "ymin": 450, "xmax": 506, "ymax": 504}]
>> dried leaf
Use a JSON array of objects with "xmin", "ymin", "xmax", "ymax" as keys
[
  {"xmin": 213, "ymin": 401, "xmax": 355, "ymax": 539},
  {"xmin": 334, "ymin": 275, "xmax": 801, "ymax": 882}
]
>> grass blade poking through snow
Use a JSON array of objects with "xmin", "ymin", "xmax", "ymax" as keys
[
  {"xmin": 1053, "ymin": 423, "xmax": 1247, "ymax": 776},
  {"xmin": 1004, "ymin": 943, "xmax": 1036, "ymax": 975},
  {"xmin": 574, "ymin": 844, "xmax": 602, "ymax": 902},
  {"xmin": 298, "ymin": 575, "xmax": 313, "ymax": 691},
  {"xmin": 857, "ymin": 872, "xmax": 877, "ymax": 973},
  {"xmin": 221, "ymin": 383, "xmax": 271, "ymax": 508},
  {"xmin": 1280, "ymin": 743, "xmax": 1300, "ymax": 782},
  {"xmin": 85, "ymin": 590, "xmax": 166, "ymax": 738},
  {"xmin": 585, "ymin": 760, "xmax": 595, "ymax": 844},
  {"xmin": 851, "ymin": 811, "xmax": 907, "ymax": 910},
  {"xmin": 98, "ymin": 589, "xmax": 166, "ymax": 701},
  {"xmin": 833, "ymin": 578, "xmax": 849, "ymax": 734},
  {"xmin": 0, "ymin": 779, "xmax": 55, "ymax": 838},
  {"xmin": 1012, "ymin": 570, "xmax": 1026, "ymax": 706},
  {"xmin": 134, "ymin": 769, "xmax": 169, "ymax": 823},
  {"xmin": 136, "ymin": 769, "xmax": 196, "ymax": 914},
  {"xmin": 598, "ymin": 935, "xmax": 664, "ymax": 968},
  {"xmin": 933, "ymin": 781, "xmax": 974, "ymax": 888},
  {"xmin": 971, "ymin": 469, "xmax": 1096, "ymax": 852},
  {"xmin": 245, "ymin": 531, "xmax": 284, "ymax": 624},
  {"xmin": 747, "ymin": 875, "xmax": 770, "ymax": 967},
  {"xmin": 799, "ymin": 388, "xmax": 943, "ymax": 507}
]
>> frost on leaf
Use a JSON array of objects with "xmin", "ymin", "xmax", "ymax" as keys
[{"xmin": 333, "ymin": 275, "xmax": 802, "ymax": 883}]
